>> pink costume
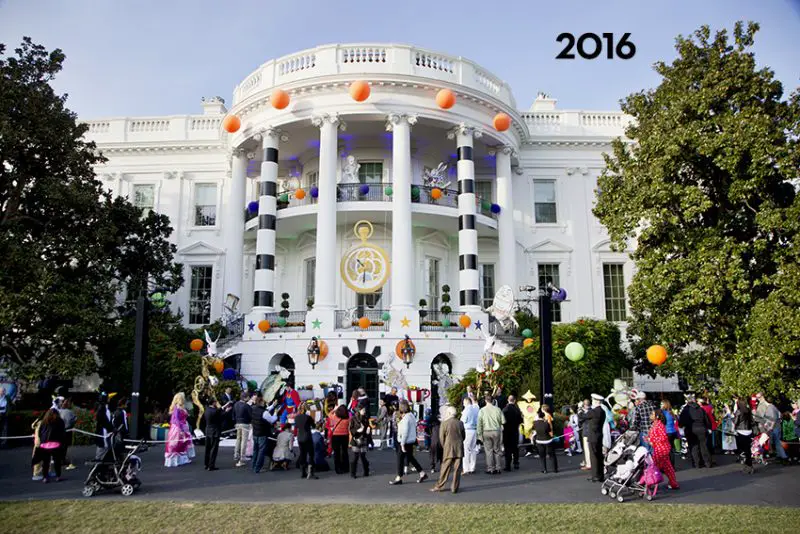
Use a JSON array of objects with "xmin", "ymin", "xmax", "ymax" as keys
[{"xmin": 164, "ymin": 406, "xmax": 196, "ymax": 467}]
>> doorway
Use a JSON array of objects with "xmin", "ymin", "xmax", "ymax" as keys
[
  {"xmin": 269, "ymin": 353, "xmax": 295, "ymax": 389},
  {"xmin": 346, "ymin": 353, "xmax": 379, "ymax": 416},
  {"xmin": 430, "ymin": 353, "xmax": 453, "ymax": 409}
]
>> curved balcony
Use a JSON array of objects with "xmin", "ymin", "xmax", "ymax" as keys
[
  {"xmin": 233, "ymin": 43, "xmax": 516, "ymax": 109},
  {"xmin": 335, "ymin": 309, "xmax": 390, "ymax": 332}
]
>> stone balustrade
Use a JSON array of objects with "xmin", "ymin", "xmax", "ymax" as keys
[
  {"xmin": 81, "ymin": 115, "xmax": 224, "ymax": 144},
  {"xmin": 522, "ymin": 110, "xmax": 632, "ymax": 138}
]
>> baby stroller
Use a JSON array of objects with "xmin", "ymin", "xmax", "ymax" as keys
[
  {"xmin": 601, "ymin": 431, "xmax": 650, "ymax": 502},
  {"xmin": 83, "ymin": 434, "xmax": 148, "ymax": 497}
]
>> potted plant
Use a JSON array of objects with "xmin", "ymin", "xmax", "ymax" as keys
[
  {"xmin": 440, "ymin": 285, "xmax": 452, "ymax": 327},
  {"xmin": 419, "ymin": 298, "xmax": 428, "ymax": 319},
  {"xmin": 278, "ymin": 293, "xmax": 290, "ymax": 326},
  {"xmin": 306, "ymin": 297, "xmax": 314, "ymax": 311}
]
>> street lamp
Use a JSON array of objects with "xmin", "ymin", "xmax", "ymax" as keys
[
  {"xmin": 400, "ymin": 335, "xmax": 415, "ymax": 368},
  {"xmin": 307, "ymin": 337, "xmax": 321, "ymax": 369}
]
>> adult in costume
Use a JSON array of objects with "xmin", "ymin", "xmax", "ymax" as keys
[
  {"xmin": 502, "ymin": 395, "xmax": 523, "ymax": 470},
  {"xmin": 94, "ymin": 392, "xmax": 115, "ymax": 460},
  {"xmin": 164, "ymin": 392, "xmax": 196, "ymax": 467},
  {"xmin": 586, "ymin": 393, "xmax": 606, "ymax": 482},
  {"xmin": 280, "ymin": 385, "xmax": 302, "ymax": 425}
]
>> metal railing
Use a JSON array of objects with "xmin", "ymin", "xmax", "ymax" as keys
[
  {"xmin": 218, "ymin": 314, "xmax": 245, "ymax": 350},
  {"xmin": 336, "ymin": 182, "xmax": 392, "ymax": 202},
  {"xmin": 262, "ymin": 310, "xmax": 307, "ymax": 332},
  {"xmin": 334, "ymin": 309, "xmax": 390, "ymax": 331},
  {"xmin": 420, "ymin": 310, "xmax": 467, "ymax": 332}
]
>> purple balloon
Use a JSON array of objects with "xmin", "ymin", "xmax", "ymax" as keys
[
  {"xmin": 490, "ymin": 203, "xmax": 501, "ymax": 214},
  {"xmin": 222, "ymin": 368, "xmax": 236, "ymax": 380},
  {"xmin": 310, "ymin": 185, "xmax": 319, "ymax": 198},
  {"xmin": 359, "ymin": 184, "xmax": 370, "ymax": 195},
  {"xmin": 247, "ymin": 201, "xmax": 259, "ymax": 213},
  {"xmin": 552, "ymin": 288, "xmax": 567, "ymax": 302}
]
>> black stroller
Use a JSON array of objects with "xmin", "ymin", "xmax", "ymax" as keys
[{"xmin": 83, "ymin": 432, "xmax": 148, "ymax": 497}]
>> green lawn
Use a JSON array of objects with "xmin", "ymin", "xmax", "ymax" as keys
[{"xmin": 0, "ymin": 501, "xmax": 798, "ymax": 533}]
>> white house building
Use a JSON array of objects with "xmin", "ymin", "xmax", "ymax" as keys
[{"xmin": 83, "ymin": 44, "xmax": 676, "ymax": 410}]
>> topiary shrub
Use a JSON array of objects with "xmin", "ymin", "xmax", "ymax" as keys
[
  {"xmin": 441, "ymin": 284, "xmax": 452, "ymax": 315},
  {"xmin": 280, "ymin": 293, "xmax": 290, "ymax": 320},
  {"xmin": 419, "ymin": 298, "xmax": 427, "ymax": 319}
]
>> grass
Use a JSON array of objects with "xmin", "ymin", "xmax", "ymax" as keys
[{"xmin": 0, "ymin": 501, "xmax": 799, "ymax": 534}]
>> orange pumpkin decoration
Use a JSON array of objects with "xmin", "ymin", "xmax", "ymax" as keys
[
  {"xmin": 318, "ymin": 340, "xmax": 329, "ymax": 359},
  {"xmin": 258, "ymin": 320, "xmax": 271, "ymax": 333},
  {"xmin": 493, "ymin": 112, "xmax": 511, "ymax": 132},
  {"xmin": 431, "ymin": 187, "xmax": 443, "ymax": 200},
  {"xmin": 213, "ymin": 358, "xmax": 224, "ymax": 374},
  {"xmin": 435, "ymin": 89, "xmax": 456, "ymax": 109},
  {"xmin": 646, "ymin": 345, "xmax": 668, "ymax": 366},
  {"xmin": 395, "ymin": 339, "xmax": 416, "ymax": 359},
  {"xmin": 459, "ymin": 315, "xmax": 472, "ymax": 328},
  {"xmin": 271, "ymin": 89, "xmax": 290, "ymax": 110},
  {"xmin": 222, "ymin": 115, "xmax": 241, "ymax": 133},
  {"xmin": 523, "ymin": 338, "xmax": 534, "ymax": 347},
  {"xmin": 189, "ymin": 338, "xmax": 203, "ymax": 352},
  {"xmin": 349, "ymin": 80, "xmax": 370, "ymax": 102},
  {"xmin": 358, "ymin": 317, "xmax": 371, "ymax": 329},
  {"xmin": 295, "ymin": 188, "xmax": 306, "ymax": 200}
]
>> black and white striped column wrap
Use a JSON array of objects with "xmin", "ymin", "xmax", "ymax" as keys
[
  {"xmin": 456, "ymin": 130, "xmax": 480, "ymax": 308},
  {"xmin": 253, "ymin": 137, "xmax": 278, "ymax": 310}
]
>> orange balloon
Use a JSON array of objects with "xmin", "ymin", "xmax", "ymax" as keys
[
  {"xmin": 271, "ymin": 89, "xmax": 290, "ymax": 110},
  {"xmin": 349, "ymin": 80, "xmax": 370, "ymax": 102},
  {"xmin": 222, "ymin": 115, "xmax": 241, "ymax": 133},
  {"xmin": 258, "ymin": 320, "xmax": 271, "ymax": 333},
  {"xmin": 395, "ymin": 339, "xmax": 416, "ymax": 359},
  {"xmin": 459, "ymin": 315, "xmax": 472, "ymax": 328},
  {"xmin": 295, "ymin": 188, "xmax": 306, "ymax": 200},
  {"xmin": 435, "ymin": 89, "xmax": 456, "ymax": 109},
  {"xmin": 318, "ymin": 340, "xmax": 329, "ymax": 359},
  {"xmin": 189, "ymin": 338, "xmax": 203, "ymax": 352},
  {"xmin": 431, "ymin": 187, "xmax": 443, "ymax": 200},
  {"xmin": 523, "ymin": 338, "xmax": 534, "ymax": 347},
  {"xmin": 358, "ymin": 317, "xmax": 371, "ymax": 329},
  {"xmin": 493, "ymin": 112, "xmax": 511, "ymax": 132},
  {"xmin": 646, "ymin": 345, "xmax": 668, "ymax": 366},
  {"xmin": 213, "ymin": 359, "xmax": 224, "ymax": 374}
]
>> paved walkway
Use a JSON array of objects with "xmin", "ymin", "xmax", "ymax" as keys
[{"xmin": 0, "ymin": 444, "xmax": 797, "ymax": 506}]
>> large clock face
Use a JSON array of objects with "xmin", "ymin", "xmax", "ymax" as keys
[{"xmin": 341, "ymin": 244, "xmax": 390, "ymax": 293}]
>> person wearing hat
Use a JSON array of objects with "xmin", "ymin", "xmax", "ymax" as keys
[
  {"xmin": 678, "ymin": 393, "xmax": 713, "ymax": 468},
  {"xmin": 586, "ymin": 394, "xmax": 606, "ymax": 482},
  {"xmin": 630, "ymin": 391, "xmax": 657, "ymax": 452},
  {"xmin": 94, "ymin": 392, "xmax": 116, "ymax": 460}
]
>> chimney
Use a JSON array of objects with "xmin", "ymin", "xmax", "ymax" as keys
[
  {"xmin": 201, "ymin": 96, "xmax": 227, "ymax": 115},
  {"xmin": 530, "ymin": 92, "xmax": 557, "ymax": 111}
]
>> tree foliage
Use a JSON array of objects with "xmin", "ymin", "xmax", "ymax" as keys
[
  {"xmin": 0, "ymin": 38, "xmax": 182, "ymax": 379},
  {"xmin": 593, "ymin": 22, "xmax": 800, "ymax": 397}
]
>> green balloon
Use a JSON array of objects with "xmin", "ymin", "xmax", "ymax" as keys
[
  {"xmin": 481, "ymin": 199, "xmax": 491, "ymax": 211},
  {"xmin": 151, "ymin": 292, "xmax": 166, "ymax": 309},
  {"xmin": 279, "ymin": 193, "xmax": 289, "ymax": 203},
  {"xmin": 277, "ymin": 317, "xmax": 287, "ymax": 327},
  {"xmin": 565, "ymin": 342, "xmax": 585, "ymax": 362},
  {"xmin": 521, "ymin": 328, "xmax": 533, "ymax": 339},
  {"xmin": 441, "ymin": 317, "xmax": 451, "ymax": 328},
  {"xmin": 384, "ymin": 186, "xmax": 393, "ymax": 196},
  {"xmin": 381, "ymin": 312, "xmax": 391, "ymax": 321},
  {"xmin": 411, "ymin": 185, "xmax": 420, "ymax": 199}
]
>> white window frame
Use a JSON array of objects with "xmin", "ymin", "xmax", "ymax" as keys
[
  {"xmin": 536, "ymin": 262, "xmax": 563, "ymax": 322},
  {"xmin": 602, "ymin": 263, "xmax": 628, "ymax": 322},
  {"xmin": 479, "ymin": 263, "xmax": 495, "ymax": 309},
  {"xmin": 533, "ymin": 180, "xmax": 558, "ymax": 224},
  {"xmin": 304, "ymin": 257, "xmax": 316, "ymax": 305},
  {"xmin": 188, "ymin": 264, "xmax": 214, "ymax": 326},
  {"xmin": 358, "ymin": 161, "xmax": 384, "ymax": 184},
  {"xmin": 191, "ymin": 182, "xmax": 220, "ymax": 229},
  {"xmin": 474, "ymin": 180, "xmax": 494, "ymax": 204},
  {"xmin": 131, "ymin": 182, "xmax": 158, "ymax": 216},
  {"xmin": 425, "ymin": 256, "xmax": 441, "ymax": 311}
]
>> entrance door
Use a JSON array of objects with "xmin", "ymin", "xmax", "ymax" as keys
[
  {"xmin": 430, "ymin": 354, "xmax": 453, "ymax": 410},
  {"xmin": 346, "ymin": 353, "xmax": 379, "ymax": 416}
]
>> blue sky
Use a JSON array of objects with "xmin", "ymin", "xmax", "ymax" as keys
[{"xmin": 1, "ymin": 0, "xmax": 798, "ymax": 118}]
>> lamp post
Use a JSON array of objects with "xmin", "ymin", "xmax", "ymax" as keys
[
  {"xmin": 538, "ymin": 285, "xmax": 554, "ymax": 413},
  {"xmin": 400, "ymin": 335, "xmax": 415, "ymax": 368},
  {"xmin": 307, "ymin": 337, "xmax": 321, "ymax": 369}
]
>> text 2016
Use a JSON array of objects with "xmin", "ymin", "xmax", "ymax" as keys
[{"xmin": 556, "ymin": 33, "xmax": 636, "ymax": 60}]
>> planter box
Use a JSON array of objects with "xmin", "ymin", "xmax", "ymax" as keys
[{"xmin": 150, "ymin": 425, "xmax": 168, "ymax": 441}]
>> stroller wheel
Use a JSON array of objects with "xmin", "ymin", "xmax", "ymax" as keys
[
  {"xmin": 609, "ymin": 492, "xmax": 616, "ymax": 499},
  {"xmin": 121, "ymin": 483, "xmax": 135, "ymax": 497},
  {"xmin": 646, "ymin": 494, "xmax": 653, "ymax": 501},
  {"xmin": 600, "ymin": 488, "xmax": 608, "ymax": 495},
  {"xmin": 82, "ymin": 485, "xmax": 96, "ymax": 498},
  {"xmin": 617, "ymin": 494, "xmax": 624, "ymax": 503}
]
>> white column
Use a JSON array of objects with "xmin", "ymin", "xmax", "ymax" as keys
[
  {"xmin": 387, "ymin": 113, "xmax": 418, "ymax": 331},
  {"xmin": 449, "ymin": 124, "xmax": 482, "ymax": 312},
  {"xmin": 223, "ymin": 149, "xmax": 247, "ymax": 303},
  {"xmin": 252, "ymin": 128, "xmax": 285, "ymax": 312},
  {"xmin": 311, "ymin": 114, "xmax": 344, "ymax": 312},
  {"xmin": 494, "ymin": 146, "xmax": 517, "ymax": 290}
]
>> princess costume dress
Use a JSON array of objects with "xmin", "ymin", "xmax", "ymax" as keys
[{"xmin": 164, "ymin": 407, "xmax": 196, "ymax": 467}]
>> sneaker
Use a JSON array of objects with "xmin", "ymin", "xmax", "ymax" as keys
[
  {"xmin": 32, "ymin": 475, "xmax": 43, "ymax": 482},
  {"xmin": 65, "ymin": 464, "xmax": 77, "ymax": 471},
  {"xmin": 525, "ymin": 451, "xmax": 533, "ymax": 457},
  {"xmin": 418, "ymin": 472, "xmax": 428, "ymax": 483},
  {"xmin": 235, "ymin": 461, "xmax": 246, "ymax": 467}
]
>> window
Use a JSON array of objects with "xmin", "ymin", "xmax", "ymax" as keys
[
  {"xmin": 357, "ymin": 289, "xmax": 382, "ymax": 311},
  {"xmin": 479, "ymin": 264, "xmax": 495, "ymax": 309},
  {"xmin": 537, "ymin": 263, "xmax": 562, "ymax": 322},
  {"xmin": 426, "ymin": 257, "xmax": 440, "ymax": 310},
  {"xmin": 194, "ymin": 184, "xmax": 217, "ymax": 226},
  {"xmin": 132, "ymin": 184, "xmax": 155, "ymax": 216},
  {"xmin": 603, "ymin": 264, "xmax": 627, "ymax": 322},
  {"xmin": 189, "ymin": 265, "xmax": 213, "ymax": 324},
  {"xmin": 358, "ymin": 162, "xmax": 383, "ymax": 184},
  {"xmin": 304, "ymin": 258, "xmax": 316, "ymax": 303},
  {"xmin": 534, "ymin": 181, "xmax": 557, "ymax": 223},
  {"xmin": 306, "ymin": 171, "xmax": 318, "ymax": 188},
  {"xmin": 474, "ymin": 181, "xmax": 493, "ymax": 203}
]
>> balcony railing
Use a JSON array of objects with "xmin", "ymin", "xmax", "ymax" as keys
[
  {"xmin": 262, "ymin": 310, "xmax": 307, "ymax": 332},
  {"xmin": 337, "ymin": 183, "xmax": 392, "ymax": 202},
  {"xmin": 335, "ymin": 309, "xmax": 390, "ymax": 331},
  {"xmin": 420, "ymin": 310, "xmax": 467, "ymax": 332}
]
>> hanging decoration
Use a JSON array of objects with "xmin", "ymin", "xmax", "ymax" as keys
[
  {"xmin": 277, "ymin": 317, "xmax": 287, "ymax": 327},
  {"xmin": 295, "ymin": 188, "xmax": 306, "ymax": 200},
  {"xmin": 441, "ymin": 317, "xmax": 451, "ymax": 328},
  {"xmin": 411, "ymin": 185, "xmax": 420, "ymax": 200},
  {"xmin": 279, "ymin": 193, "xmax": 289, "ymax": 203},
  {"xmin": 189, "ymin": 339, "xmax": 204, "ymax": 352},
  {"xmin": 459, "ymin": 315, "xmax": 472, "ymax": 328},
  {"xmin": 565, "ymin": 342, "xmax": 585, "ymax": 362},
  {"xmin": 247, "ymin": 201, "xmax": 259, "ymax": 213},
  {"xmin": 151, "ymin": 292, "xmax": 166, "ymax": 309},
  {"xmin": 222, "ymin": 115, "xmax": 241, "ymax": 133},
  {"xmin": 310, "ymin": 186, "xmax": 319, "ymax": 198},
  {"xmin": 521, "ymin": 328, "xmax": 533, "ymax": 339},
  {"xmin": 431, "ymin": 187, "xmax": 443, "ymax": 200},
  {"xmin": 359, "ymin": 183, "xmax": 370, "ymax": 195},
  {"xmin": 213, "ymin": 358, "xmax": 224, "ymax": 373},
  {"xmin": 381, "ymin": 311, "xmax": 391, "ymax": 321},
  {"xmin": 435, "ymin": 88, "xmax": 456, "ymax": 109},
  {"xmin": 349, "ymin": 80, "xmax": 371, "ymax": 102},
  {"xmin": 493, "ymin": 112, "xmax": 511, "ymax": 132},
  {"xmin": 481, "ymin": 199, "xmax": 492, "ymax": 211},
  {"xmin": 258, "ymin": 320, "xmax": 271, "ymax": 333},
  {"xmin": 646, "ymin": 345, "xmax": 668, "ymax": 366},
  {"xmin": 523, "ymin": 338, "xmax": 534, "ymax": 347},
  {"xmin": 384, "ymin": 185, "xmax": 393, "ymax": 197},
  {"xmin": 222, "ymin": 368, "xmax": 236, "ymax": 380},
  {"xmin": 423, "ymin": 163, "xmax": 452, "ymax": 190},
  {"xmin": 395, "ymin": 338, "xmax": 416, "ymax": 359},
  {"xmin": 358, "ymin": 317, "xmax": 371, "ymax": 329},
  {"xmin": 271, "ymin": 89, "xmax": 290, "ymax": 109},
  {"xmin": 490, "ymin": 203, "xmax": 501, "ymax": 214}
]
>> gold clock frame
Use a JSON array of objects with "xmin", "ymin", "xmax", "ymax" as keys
[{"xmin": 340, "ymin": 220, "xmax": 391, "ymax": 294}]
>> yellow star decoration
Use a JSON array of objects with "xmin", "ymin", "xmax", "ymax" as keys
[{"xmin": 400, "ymin": 316, "xmax": 411, "ymax": 328}]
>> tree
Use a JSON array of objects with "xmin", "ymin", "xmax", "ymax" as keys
[
  {"xmin": 593, "ymin": 22, "xmax": 800, "ymax": 396},
  {"xmin": 0, "ymin": 38, "xmax": 183, "ymax": 380}
]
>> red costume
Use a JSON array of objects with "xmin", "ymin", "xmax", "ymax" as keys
[
  {"xmin": 648, "ymin": 418, "xmax": 679, "ymax": 489},
  {"xmin": 280, "ymin": 387, "xmax": 302, "ymax": 424}
]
